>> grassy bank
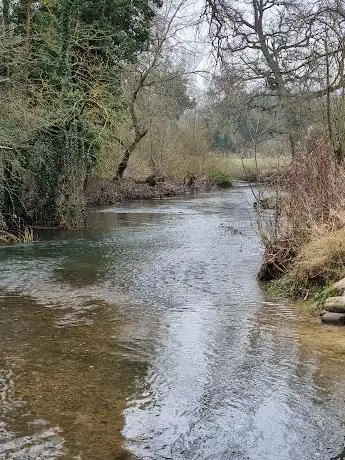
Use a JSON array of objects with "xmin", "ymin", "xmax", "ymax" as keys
[
  {"xmin": 259, "ymin": 135, "xmax": 345, "ymax": 304},
  {"xmin": 263, "ymin": 229, "xmax": 345, "ymax": 301}
]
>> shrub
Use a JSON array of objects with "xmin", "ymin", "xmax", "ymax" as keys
[
  {"xmin": 259, "ymin": 133, "xmax": 345, "ymax": 296},
  {"xmin": 260, "ymin": 134, "xmax": 345, "ymax": 277},
  {"xmin": 207, "ymin": 170, "xmax": 233, "ymax": 188}
]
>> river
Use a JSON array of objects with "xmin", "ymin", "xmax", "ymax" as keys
[{"xmin": 1, "ymin": 186, "xmax": 345, "ymax": 459}]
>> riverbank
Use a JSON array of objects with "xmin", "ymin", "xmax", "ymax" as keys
[
  {"xmin": 86, "ymin": 155, "xmax": 286, "ymax": 207},
  {"xmin": 86, "ymin": 176, "xmax": 229, "ymax": 206},
  {"xmin": 261, "ymin": 230, "xmax": 345, "ymax": 304},
  {"xmin": 258, "ymin": 140, "xmax": 345, "ymax": 312}
]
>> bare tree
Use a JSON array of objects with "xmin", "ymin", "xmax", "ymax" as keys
[
  {"xmin": 113, "ymin": 0, "xmax": 202, "ymax": 179},
  {"xmin": 205, "ymin": 0, "xmax": 345, "ymax": 156}
]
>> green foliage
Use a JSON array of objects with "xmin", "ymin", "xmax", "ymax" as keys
[
  {"xmin": 77, "ymin": 0, "xmax": 156, "ymax": 62},
  {"xmin": 156, "ymin": 70, "xmax": 196, "ymax": 118},
  {"xmin": 207, "ymin": 170, "xmax": 233, "ymax": 188},
  {"xmin": 313, "ymin": 284, "xmax": 338, "ymax": 306},
  {"xmin": 265, "ymin": 276, "xmax": 297, "ymax": 299},
  {"xmin": 0, "ymin": 0, "xmax": 158, "ymax": 230},
  {"xmin": 2, "ymin": 120, "xmax": 98, "ymax": 228},
  {"xmin": 12, "ymin": 0, "xmax": 157, "ymax": 84}
]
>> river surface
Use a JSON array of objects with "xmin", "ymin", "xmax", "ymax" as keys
[{"xmin": 1, "ymin": 186, "xmax": 345, "ymax": 459}]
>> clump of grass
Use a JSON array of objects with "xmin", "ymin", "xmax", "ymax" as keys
[
  {"xmin": 0, "ymin": 227, "xmax": 34, "ymax": 245},
  {"xmin": 291, "ymin": 229, "xmax": 345, "ymax": 292},
  {"xmin": 207, "ymin": 170, "xmax": 233, "ymax": 188}
]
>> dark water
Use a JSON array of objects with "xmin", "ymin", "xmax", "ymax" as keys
[{"xmin": 1, "ymin": 186, "xmax": 345, "ymax": 460}]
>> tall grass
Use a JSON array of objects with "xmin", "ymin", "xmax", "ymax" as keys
[
  {"xmin": 0, "ymin": 227, "xmax": 34, "ymax": 244},
  {"xmin": 259, "ymin": 133, "xmax": 345, "ymax": 296}
]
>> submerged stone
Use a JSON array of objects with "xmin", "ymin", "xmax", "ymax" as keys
[{"xmin": 320, "ymin": 311, "xmax": 345, "ymax": 325}]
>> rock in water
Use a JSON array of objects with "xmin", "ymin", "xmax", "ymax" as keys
[{"xmin": 320, "ymin": 311, "xmax": 345, "ymax": 325}]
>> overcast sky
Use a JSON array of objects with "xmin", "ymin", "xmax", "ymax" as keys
[{"xmin": 159, "ymin": 0, "xmax": 216, "ymax": 90}]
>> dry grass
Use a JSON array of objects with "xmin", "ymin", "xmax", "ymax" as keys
[
  {"xmin": 260, "ymin": 133, "xmax": 345, "ymax": 296},
  {"xmin": 0, "ymin": 228, "xmax": 34, "ymax": 245},
  {"xmin": 293, "ymin": 229, "xmax": 345, "ymax": 288}
]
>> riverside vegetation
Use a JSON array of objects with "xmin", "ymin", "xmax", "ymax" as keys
[
  {"xmin": 2, "ymin": 0, "xmax": 345, "ymax": 307},
  {"xmin": 0, "ymin": 0, "xmax": 283, "ymax": 242},
  {"xmin": 204, "ymin": 0, "xmax": 345, "ymax": 304}
]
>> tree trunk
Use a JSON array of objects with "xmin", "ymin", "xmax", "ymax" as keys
[
  {"xmin": 114, "ymin": 79, "xmax": 148, "ymax": 179},
  {"xmin": 0, "ymin": 154, "xmax": 5, "ymax": 230},
  {"xmin": 114, "ymin": 129, "xmax": 148, "ymax": 179}
]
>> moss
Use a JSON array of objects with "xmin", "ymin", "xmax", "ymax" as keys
[{"xmin": 207, "ymin": 170, "xmax": 233, "ymax": 188}]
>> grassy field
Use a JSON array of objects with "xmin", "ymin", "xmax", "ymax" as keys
[
  {"xmin": 96, "ymin": 147, "xmax": 288, "ymax": 184},
  {"xmin": 204, "ymin": 154, "xmax": 289, "ymax": 182}
]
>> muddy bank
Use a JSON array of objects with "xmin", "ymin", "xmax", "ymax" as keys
[{"xmin": 86, "ymin": 177, "xmax": 221, "ymax": 206}]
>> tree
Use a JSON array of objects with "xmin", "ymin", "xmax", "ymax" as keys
[
  {"xmin": 0, "ymin": 0, "xmax": 161, "ymax": 229},
  {"xmin": 205, "ymin": 0, "xmax": 345, "ymax": 156},
  {"xmin": 113, "ymin": 0, "xmax": 200, "ymax": 179}
]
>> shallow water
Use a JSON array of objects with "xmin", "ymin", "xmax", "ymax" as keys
[{"xmin": 1, "ymin": 186, "xmax": 345, "ymax": 459}]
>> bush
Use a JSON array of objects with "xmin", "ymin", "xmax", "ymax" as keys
[
  {"xmin": 207, "ymin": 170, "xmax": 233, "ymax": 188},
  {"xmin": 259, "ymin": 133, "xmax": 345, "ymax": 296}
]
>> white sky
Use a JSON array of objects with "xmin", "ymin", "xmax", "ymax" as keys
[{"xmin": 158, "ymin": 0, "xmax": 216, "ymax": 90}]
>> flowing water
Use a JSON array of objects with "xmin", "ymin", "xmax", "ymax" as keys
[{"xmin": 1, "ymin": 186, "xmax": 345, "ymax": 459}]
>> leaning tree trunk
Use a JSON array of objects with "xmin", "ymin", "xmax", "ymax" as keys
[
  {"xmin": 0, "ymin": 153, "xmax": 5, "ymax": 230},
  {"xmin": 114, "ymin": 75, "xmax": 149, "ymax": 179},
  {"xmin": 2, "ymin": 0, "xmax": 10, "ymax": 27},
  {"xmin": 114, "ymin": 129, "xmax": 148, "ymax": 179}
]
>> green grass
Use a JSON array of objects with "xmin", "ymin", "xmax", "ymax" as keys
[
  {"xmin": 207, "ymin": 170, "xmax": 233, "ymax": 188},
  {"xmin": 313, "ymin": 284, "xmax": 338, "ymax": 305},
  {"xmin": 264, "ymin": 275, "xmax": 297, "ymax": 298},
  {"xmin": 209, "ymin": 155, "xmax": 289, "ymax": 182}
]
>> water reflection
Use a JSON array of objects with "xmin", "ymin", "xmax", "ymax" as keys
[{"xmin": 0, "ymin": 189, "xmax": 345, "ymax": 459}]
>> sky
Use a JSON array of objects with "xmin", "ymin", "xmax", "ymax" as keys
[{"xmin": 158, "ymin": 0, "xmax": 217, "ymax": 90}]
